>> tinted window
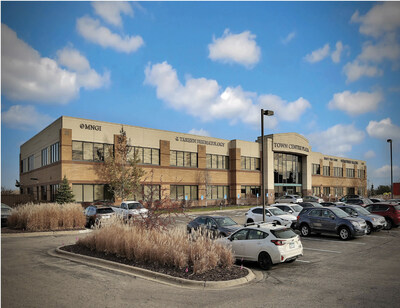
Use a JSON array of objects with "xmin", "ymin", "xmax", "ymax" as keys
[
  {"xmin": 268, "ymin": 208, "xmax": 286, "ymax": 216},
  {"xmin": 196, "ymin": 217, "xmax": 207, "ymax": 224},
  {"xmin": 330, "ymin": 207, "xmax": 349, "ymax": 218},
  {"xmin": 395, "ymin": 205, "xmax": 400, "ymax": 211},
  {"xmin": 309, "ymin": 209, "xmax": 321, "ymax": 217},
  {"xmin": 231, "ymin": 229, "xmax": 248, "ymax": 241},
  {"xmin": 252, "ymin": 208, "xmax": 263, "ymax": 215},
  {"xmin": 292, "ymin": 205, "xmax": 303, "ymax": 212},
  {"xmin": 248, "ymin": 229, "xmax": 268, "ymax": 240},
  {"xmin": 378, "ymin": 205, "xmax": 389, "ymax": 211},
  {"xmin": 321, "ymin": 209, "xmax": 333, "ymax": 218},
  {"xmin": 127, "ymin": 202, "xmax": 143, "ymax": 209},
  {"xmin": 97, "ymin": 208, "xmax": 114, "ymax": 214},
  {"xmin": 271, "ymin": 228, "xmax": 297, "ymax": 239},
  {"xmin": 215, "ymin": 217, "xmax": 237, "ymax": 227}
]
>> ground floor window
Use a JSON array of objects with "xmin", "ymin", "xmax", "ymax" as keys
[
  {"xmin": 323, "ymin": 187, "xmax": 330, "ymax": 196},
  {"xmin": 241, "ymin": 186, "xmax": 260, "ymax": 199},
  {"xmin": 312, "ymin": 186, "xmax": 321, "ymax": 196},
  {"xmin": 334, "ymin": 187, "xmax": 343, "ymax": 197},
  {"xmin": 170, "ymin": 185, "xmax": 198, "ymax": 200},
  {"xmin": 274, "ymin": 185, "xmax": 301, "ymax": 198},
  {"xmin": 206, "ymin": 186, "xmax": 229, "ymax": 200},
  {"xmin": 41, "ymin": 186, "xmax": 47, "ymax": 201},
  {"xmin": 347, "ymin": 187, "xmax": 355, "ymax": 195},
  {"xmin": 72, "ymin": 184, "xmax": 113, "ymax": 202},
  {"xmin": 134, "ymin": 185, "xmax": 161, "ymax": 202},
  {"xmin": 50, "ymin": 184, "xmax": 59, "ymax": 202}
]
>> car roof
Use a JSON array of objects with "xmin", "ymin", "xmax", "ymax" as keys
[
  {"xmin": 196, "ymin": 215, "xmax": 231, "ymax": 219},
  {"xmin": 243, "ymin": 223, "xmax": 289, "ymax": 231}
]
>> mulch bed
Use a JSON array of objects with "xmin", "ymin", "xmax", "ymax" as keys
[{"xmin": 61, "ymin": 244, "xmax": 249, "ymax": 281}]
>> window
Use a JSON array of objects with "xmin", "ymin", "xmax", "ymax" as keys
[
  {"xmin": 312, "ymin": 164, "xmax": 320, "ymax": 175},
  {"xmin": 93, "ymin": 143, "xmax": 104, "ymax": 161},
  {"xmin": 72, "ymin": 141, "xmax": 116, "ymax": 162},
  {"xmin": 41, "ymin": 148, "xmax": 48, "ymax": 167},
  {"xmin": 241, "ymin": 186, "xmax": 260, "ymax": 199},
  {"xmin": 312, "ymin": 186, "xmax": 321, "ymax": 196},
  {"xmin": 323, "ymin": 187, "xmax": 330, "ymax": 196},
  {"xmin": 274, "ymin": 153, "xmax": 302, "ymax": 184},
  {"xmin": 133, "ymin": 146, "xmax": 159, "ymax": 165},
  {"xmin": 170, "ymin": 150, "xmax": 197, "ymax": 167},
  {"xmin": 346, "ymin": 168, "xmax": 355, "ymax": 178},
  {"xmin": 50, "ymin": 184, "xmax": 59, "ymax": 202},
  {"xmin": 72, "ymin": 141, "xmax": 83, "ymax": 160},
  {"xmin": 206, "ymin": 154, "xmax": 229, "ymax": 169},
  {"xmin": 334, "ymin": 187, "xmax": 343, "ymax": 197},
  {"xmin": 28, "ymin": 155, "xmax": 34, "ymax": 171},
  {"xmin": 358, "ymin": 169, "xmax": 365, "ymax": 179},
  {"xmin": 41, "ymin": 186, "xmax": 47, "ymax": 201},
  {"xmin": 334, "ymin": 167, "xmax": 343, "ymax": 177},
  {"xmin": 241, "ymin": 156, "xmax": 260, "ymax": 171},
  {"xmin": 206, "ymin": 186, "xmax": 229, "ymax": 200},
  {"xmin": 72, "ymin": 184, "xmax": 113, "ymax": 202},
  {"xmin": 134, "ymin": 185, "xmax": 161, "ymax": 202},
  {"xmin": 170, "ymin": 185, "xmax": 198, "ymax": 200},
  {"xmin": 323, "ymin": 166, "xmax": 330, "ymax": 176},
  {"xmin": 50, "ymin": 142, "xmax": 60, "ymax": 163}
]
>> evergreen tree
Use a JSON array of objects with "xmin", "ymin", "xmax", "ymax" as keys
[{"xmin": 55, "ymin": 176, "xmax": 75, "ymax": 204}]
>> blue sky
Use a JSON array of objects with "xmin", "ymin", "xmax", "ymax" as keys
[{"xmin": 2, "ymin": 1, "xmax": 400, "ymax": 190}]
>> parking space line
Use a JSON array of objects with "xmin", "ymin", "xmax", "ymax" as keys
[
  {"xmin": 302, "ymin": 238, "xmax": 366, "ymax": 245},
  {"xmin": 295, "ymin": 260, "xmax": 311, "ymax": 263},
  {"xmin": 366, "ymin": 234, "xmax": 393, "ymax": 239},
  {"xmin": 304, "ymin": 248, "xmax": 341, "ymax": 254}
]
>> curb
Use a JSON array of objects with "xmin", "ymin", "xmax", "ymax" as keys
[
  {"xmin": 49, "ymin": 246, "xmax": 256, "ymax": 289},
  {"xmin": 1, "ymin": 229, "xmax": 92, "ymax": 238}
]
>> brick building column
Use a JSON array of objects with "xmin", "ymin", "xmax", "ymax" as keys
[{"xmin": 229, "ymin": 148, "xmax": 241, "ymax": 205}]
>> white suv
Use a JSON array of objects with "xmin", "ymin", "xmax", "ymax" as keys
[
  {"xmin": 217, "ymin": 223, "xmax": 303, "ymax": 269},
  {"xmin": 275, "ymin": 195, "xmax": 303, "ymax": 203},
  {"xmin": 245, "ymin": 206, "xmax": 297, "ymax": 228}
]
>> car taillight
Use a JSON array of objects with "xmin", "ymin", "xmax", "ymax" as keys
[
  {"xmin": 271, "ymin": 240, "xmax": 286, "ymax": 246},
  {"xmin": 297, "ymin": 216, "xmax": 300, "ymax": 221}
]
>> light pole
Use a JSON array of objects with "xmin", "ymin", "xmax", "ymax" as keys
[
  {"xmin": 387, "ymin": 139, "xmax": 393, "ymax": 199},
  {"xmin": 261, "ymin": 109, "xmax": 274, "ymax": 222}
]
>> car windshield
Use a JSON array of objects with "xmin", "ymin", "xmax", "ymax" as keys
[
  {"xmin": 268, "ymin": 208, "xmax": 286, "ymax": 216},
  {"xmin": 271, "ymin": 228, "xmax": 297, "ymax": 239},
  {"xmin": 330, "ymin": 207, "xmax": 349, "ymax": 218},
  {"xmin": 215, "ymin": 217, "xmax": 237, "ymax": 227},
  {"xmin": 97, "ymin": 208, "xmax": 114, "ymax": 214},
  {"xmin": 128, "ymin": 203, "xmax": 143, "ymax": 209},
  {"xmin": 353, "ymin": 206, "xmax": 371, "ymax": 215},
  {"xmin": 292, "ymin": 205, "xmax": 303, "ymax": 212},
  {"xmin": 395, "ymin": 205, "xmax": 400, "ymax": 211}
]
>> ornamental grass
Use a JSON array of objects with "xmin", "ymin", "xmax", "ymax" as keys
[
  {"xmin": 7, "ymin": 202, "xmax": 86, "ymax": 231},
  {"xmin": 77, "ymin": 220, "xmax": 235, "ymax": 274}
]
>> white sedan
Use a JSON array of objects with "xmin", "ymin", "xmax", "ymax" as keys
[
  {"xmin": 245, "ymin": 206, "xmax": 298, "ymax": 228},
  {"xmin": 217, "ymin": 224, "xmax": 303, "ymax": 269}
]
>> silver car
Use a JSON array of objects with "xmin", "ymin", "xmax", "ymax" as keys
[
  {"xmin": 275, "ymin": 195, "xmax": 303, "ymax": 204},
  {"xmin": 336, "ymin": 204, "xmax": 387, "ymax": 234}
]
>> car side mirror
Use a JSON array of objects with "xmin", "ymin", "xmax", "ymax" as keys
[
  {"xmin": 330, "ymin": 215, "xmax": 335, "ymax": 220},
  {"xmin": 289, "ymin": 210, "xmax": 293, "ymax": 213},
  {"xmin": 229, "ymin": 237, "xmax": 234, "ymax": 241},
  {"xmin": 352, "ymin": 213, "xmax": 358, "ymax": 217},
  {"xmin": 266, "ymin": 213, "xmax": 271, "ymax": 217}
]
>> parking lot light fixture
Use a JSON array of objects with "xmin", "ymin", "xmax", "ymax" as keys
[
  {"xmin": 261, "ymin": 109, "xmax": 274, "ymax": 222},
  {"xmin": 387, "ymin": 139, "xmax": 393, "ymax": 199}
]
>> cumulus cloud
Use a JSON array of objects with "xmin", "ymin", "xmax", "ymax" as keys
[
  {"xmin": 1, "ymin": 24, "xmax": 109, "ymax": 104},
  {"xmin": 281, "ymin": 31, "xmax": 296, "ymax": 45},
  {"xmin": 208, "ymin": 29, "xmax": 261, "ymax": 68},
  {"xmin": 331, "ymin": 41, "xmax": 344, "ymax": 63},
  {"xmin": 358, "ymin": 34, "xmax": 400, "ymax": 67},
  {"xmin": 144, "ymin": 61, "xmax": 311, "ymax": 128},
  {"xmin": 343, "ymin": 60, "xmax": 383, "ymax": 83},
  {"xmin": 308, "ymin": 124, "xmax": 365, "ymax": 156},
  {"xmin": 328, "ymin": 90, "xmax": 383, "ymax": 115},
  {"xmin": 351, "ymin": 2, "xmax": 400, "ymax": 38},
  {"xmin": 304, "ymin": 43, "xmax": 330, "ymax": 63},
  {"xmin": 364, "ymin": 150, "xmax": 376, "ymax": 159},
  {"xmin": 77, "ymin": 16, "xmax": 144, "ymax": 53},
  {"xmin": 373, "ymin": 165, "xmax": 400, "ymax": 178},
  {"xmin": 92, "ymin": 1, "xmax": 133, "ymax": 27},
  {"xmin": 366, "ymin": 118, "xmax": 400, "ymax": 140},
  {"xmin": 188, "ymin": 128, "xmax": 210, "ymax": 137},
  {"xmin": 2, "ymin": 105, "xmax": 53, "ymax": 130}
]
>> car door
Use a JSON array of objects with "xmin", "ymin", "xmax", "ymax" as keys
[
  {"xmin": 241, "ymin": 229, "xmax": 269, "ymax": 261},
  {"xmin": 229, "ymin": 229, "xmax": 249, "ymax": 259},
  {"xmin": 251, "ymin": 208, "xmax": 263, "ymax": 222},
  {"xmin": 206, "ymin": 217, "xmax": 218, "ymax": 236},
  {"xmin": 319, "ymin": 209, "xmax": 337, "ymax": 232},
  {"xmin": 264, "ymin": 209, "xmax": 274, "ymax": 223},
  {"xmin": 308, "ymin": 209, "xmax": 322, "ymax": 230}
]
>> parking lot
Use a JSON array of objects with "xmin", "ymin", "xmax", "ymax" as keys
[{"xmin": 2, "ymin": 208, "xmax": 400, "ymax": 307}]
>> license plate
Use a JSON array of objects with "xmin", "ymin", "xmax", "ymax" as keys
[
  {"xmin": 289, "ymin": 242, "xmax": 295, "ymax": 249},
  {"xmin": 103, "ymin": 215, "xmax": 110, "ymax": 219}
]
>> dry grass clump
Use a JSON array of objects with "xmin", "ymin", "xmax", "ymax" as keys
[
  {"xmin": 7, "ymin": 203, "xmax": 86, "ymax": 231},
  {"xmin": 77, "ymin": 220, "xmax": 235, "ymax": 274}
]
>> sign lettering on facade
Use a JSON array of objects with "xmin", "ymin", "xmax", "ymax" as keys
[
  {"xmin": 175, "ymin": 136, "xmax": 225, "ymax": 147},
  {"xmin": 80, "ymin": 124, "xmax": 102, "ymax": 131},
  {"xmin": 273, "ymin": 142, "xmax": 309, "ymax": 153}
]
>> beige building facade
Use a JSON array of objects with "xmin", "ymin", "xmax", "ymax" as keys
[{"xmin": 19, "ymin": 116, "xmax": 367, "ymax": 206}]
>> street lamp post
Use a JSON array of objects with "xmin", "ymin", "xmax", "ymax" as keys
[
  {"xmin": 387, "ymin": 139, "xmax": 393, "ymax": 199},
  {"xmin": 261, "ymin": 109, "xmax": 274, "ymax": 222}
]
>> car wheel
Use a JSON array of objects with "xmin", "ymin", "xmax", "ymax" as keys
[
  {"xmin": 258, "ymin": 252, "xmax": 273, "ymax": 270},
  {"xmin": 300, "ymin": 224, "xmax": 311, "ymax": 237},
  {"xmin": 366, "ymin": 222, "xmax": 372, "ymax": 235},
  {"xmin": 339, "ymin": 226, "xmax": 351, "ymax": 240},
  {"xmin": 246, "ymin": 219, "xmax": 254, "ymax": 224},
  {"xmin": 384, "ymin": 218, "xmax": 393, "ymax": 230}
]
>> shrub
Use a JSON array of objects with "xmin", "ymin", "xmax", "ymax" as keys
[
  {"xmin": 77, "ymin": 220, "xmax": 234, "ymax": 274},
  {"xmin": 7, "ymin": 203, "xmax": 86, "ymax": 231}
]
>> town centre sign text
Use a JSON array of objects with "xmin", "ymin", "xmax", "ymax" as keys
[
  {"xmin": 175, "ymin": 136, "xmax": 225, "ymax": 147},
  {"xmin": 273, "ymin": 142, "xmax": 310, "ymax": 153}
]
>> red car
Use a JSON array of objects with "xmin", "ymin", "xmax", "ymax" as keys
[{"xmin": 365, "ymin": 203, "xmax": 400, "ymax": 230}]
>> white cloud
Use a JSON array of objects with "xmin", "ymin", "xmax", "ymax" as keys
[
  {"xmin": 366, "ymin": 118, "xmax": 400, "ymax": 140},
  {"xmin": 331, "ymin": 41, "xmax": 343, "ymax": 63},
  {"xmin": 144, "ymin": 61, "xmax": 310, "ymax": 128},
  {"xmin": 364, "ymin": 150, "xmax": 376, "ymax": 159},
  {"xmin": 343, "ymin": 60, "xmax": 383, "ymax": 83},
  {"xmin": 76, "ymin": 16, "xmax": 144, "ymax": 53},
  {"xmin": 208, "ymin": 29, "xmax": 261, "ymax": 67},
  {"xmin": 304, "ymin": 43, "xmax": 330, "ymax": 63},
  {"xmin": 188, "ymin": 129, "xmax": 210, "ymax": 137},
  {"xmin": 1, "ymin": 24, "xmax": 108, "ymax": 104},
  {"xmin": 308, "ymin": 124, "xmax": 365, "ymax": 157},
  {"xmin": 373, "ymin": 165, "xmax": 400, "ymax": 178},
  {"xmin": 351, "ymin": 2, "xmax": 400, "ymax": 38},
  {"xmin": 2, "ymin": 105, "xmax": 53, "ymax": 130},
  {"xmin": 281, "ymin": 31, "xmax": 296, "ymax": 45},
  {"xmin": 92, "ymin": 2, "xmax": 133, "ymax": 27},
  {"xmin": 358, "ymin": 34, "xmax": 400, "ymax": 67},
  {"xmin": 328, "ymin": 90, "xmax": 383, "ymax": 115}
]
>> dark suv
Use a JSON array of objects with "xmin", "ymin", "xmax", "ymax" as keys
[
  {"xmin": 365, "ymin": 203, "xmax": 400, "ymax": 230},
  {"xmin": 297, "ymin": 207, "xmax": 367, "ymax": 240}
]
